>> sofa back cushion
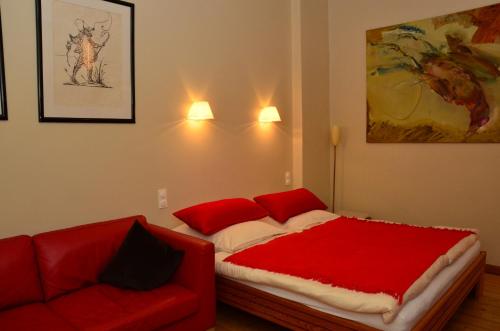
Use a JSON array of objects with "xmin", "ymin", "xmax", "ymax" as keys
[
  {"xmin": 33, "ymin": 216, "xmax": 147, "ymax": 300},
  {"xmin": 0, "ymin": 235, "xmax": 43, "ymax": 310}
]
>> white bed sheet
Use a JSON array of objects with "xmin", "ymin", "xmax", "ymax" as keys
[{"xmin": 216, "ymin": 240, "xmax": 480, "ymax": 331}]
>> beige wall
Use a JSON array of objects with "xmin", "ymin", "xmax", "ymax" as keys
[
  {"xmin": 300, "ymin": 0, "xmax": 331, "ymax": 207},
  {"xmin": 330, "ymin": 0, "xmax": 500, "ymax": 264},
  {"xmin": 0, "ymin": 0, "xmax": 293, "ymax": 236}
]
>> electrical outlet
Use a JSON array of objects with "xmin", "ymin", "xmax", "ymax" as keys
[
  {"xmin": 285, "ymin": 171, "xmax": 292, "ymax": 186},
  {"xmin": 158, "ymin": 188, "xmax": 167, "ymax": 209}
]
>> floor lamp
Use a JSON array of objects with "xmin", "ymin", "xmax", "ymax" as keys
[{"xmin": 331, "ymin": 125, "xmax": 341, "ymax": 213}]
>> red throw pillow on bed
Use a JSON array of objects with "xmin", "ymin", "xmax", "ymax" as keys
[
  {"xmin": 173, "ymin": 198, "xmax": 268, "ymax": 235},
  {"xmin": 254, "ymin": 188, "xmax": 327, "ymax": 223}
]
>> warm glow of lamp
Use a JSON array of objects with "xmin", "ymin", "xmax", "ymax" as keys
[
  {"xmin": 188, "ymin": 101, "xmax": 214, "ymax": 120},
  {"xmin": 331, "ymin": 125, "xmax": 341, "ymax": 146},
  {"xmin": 259, "ymin": 106, "xmax": 281, "ymax": 123}
]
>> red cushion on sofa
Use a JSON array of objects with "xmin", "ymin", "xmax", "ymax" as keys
[
  {"xmin": 254, "ymin": 188, "xmax": 327, "ymax": 223},
  {"xmin": 48, "ymin": 284, "xmax": 198, "ymax": 331},
  {"xmin": 33, "ymin": 216, "xmax": 148, "ymax": 300},
  {"xmin": 0, "ymin": 235, "xmax": 43, "ymax": 310},
  {"xmin": 173, "ymin": 198, "xmax": 268, "ymax": 235},
  {"xmin": 0, "ymin": 303, "xmax": 75, "ymax": 331}
]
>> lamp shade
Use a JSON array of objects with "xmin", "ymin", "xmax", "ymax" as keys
[
  {"xmin": 331, "ymin": 125, "xmax": 341, "ymax": 146},
  {"xmin": 259, "ymin": 106, "xmax": 281, "ymax": 123},
  {"xmin": 188, "ymin": 101, "xmax": 214, "ymax": 120}
]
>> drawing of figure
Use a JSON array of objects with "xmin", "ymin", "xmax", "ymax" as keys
[{"xmin": 65, "ymin": 14, "xmax": 112, "ymax": 87}]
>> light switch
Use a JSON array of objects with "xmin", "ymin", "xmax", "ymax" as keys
[{"xmin": 158, "ymin": 188, "xmax": 167, "ymax": 209}]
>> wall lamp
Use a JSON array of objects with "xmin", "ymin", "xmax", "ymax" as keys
[
  {"xmin": 259, "ymin": 106, "xmax": 281, "ymax": 123},
  {"xmin": 188, "ymin": 101, "xmax": 214, "ymax": 120}
]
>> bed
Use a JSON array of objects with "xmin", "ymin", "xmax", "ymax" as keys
[
  {"xmin": 173, "ymin": 193, "xmax": 486, "ymax": 331},
  {"xmin": 215, "ymin": 241, "xmax": 484, "ymax": 331}
]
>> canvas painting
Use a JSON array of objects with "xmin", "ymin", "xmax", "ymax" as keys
[
  {"xmin": 367, "ymin": 4, "xmax": 500, "ymax": 143},
  {"xmin": 36, "ymin": 0, "xmax": 134, "ymax": 123}
]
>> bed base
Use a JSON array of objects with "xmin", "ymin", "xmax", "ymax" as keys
[{"xmin": 216, "ymin": 251, "xmax": 486, "ymax": 331}]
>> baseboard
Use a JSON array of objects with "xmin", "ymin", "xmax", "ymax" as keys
[{"xmin": 486, "ymin": 264, "xmax": 500, "ymax": 275}]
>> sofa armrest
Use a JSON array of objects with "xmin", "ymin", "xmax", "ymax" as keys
[
  {"xmin": 149, "ymin": 224, "xmax": 215, "ymax": 328},
  {"xmin": 149, "ymin": 224, "xmax": 214, "ymax": 290}
]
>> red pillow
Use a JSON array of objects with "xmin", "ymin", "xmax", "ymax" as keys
[
  {"xmin": 173, "ymin": 198, "xmax": 269, "ymax": 235},
  {"xmin": 254, "ymin": 188, "xmax": 327, "ymax": 223}
]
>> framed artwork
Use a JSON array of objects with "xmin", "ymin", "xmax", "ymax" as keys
[
  {"xmin": 0, "ymin": 11, "xmax": 7, "ymax": 121},
  {"xmin": 36, "ymin": 0, "xmax": 135, "ymax": 123},
  {"xmin": 367, "ymin": 4, "xmax": 500, "ymax": 143}
]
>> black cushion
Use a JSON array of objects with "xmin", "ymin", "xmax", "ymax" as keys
[{"xmin": 99, "ymin": 221, "xmax": 184, "ymax": 290}]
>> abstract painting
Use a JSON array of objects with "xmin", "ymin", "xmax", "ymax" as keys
[
  {"xmin": 36, "ymin": 0, "xmax": 135, "ymax": 123},
  {"xmin": 367, "ymin": 4, "xmax": 500, "ymax": 143},
  {"xmin": 0, "ymin": 11, "xmax": 7, "ymax": 121}
]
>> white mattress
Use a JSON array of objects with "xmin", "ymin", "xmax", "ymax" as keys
[{"xmin": 216, "ymin": 240, "xmax": 480, "ymax": 331}]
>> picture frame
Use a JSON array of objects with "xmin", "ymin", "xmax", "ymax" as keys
[
  {"xmin": 36, "ymin": 0, "xmax": 135, "ymax": 123},
  {"xmin": 366, "ymin": 3, "xmax": 500, "ymax": 143},
  {"xmin": 0, "ymin": 11, "xmax": 8, "ymax": 121}
]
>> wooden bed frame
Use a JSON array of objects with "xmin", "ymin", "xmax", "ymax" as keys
[{"xmin": 216, "ymin": 251, "xmax": 486, "ymax": 331}]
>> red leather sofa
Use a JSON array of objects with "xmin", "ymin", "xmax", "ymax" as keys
[{"xmin": 0, "ymin": 216, "xmax": 215, "ymax": 331}]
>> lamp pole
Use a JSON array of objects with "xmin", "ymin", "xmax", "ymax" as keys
[
  {"xmin": 332, "ymin": 144, "xmax": 337, "ymax": 212},
  {"xmin": 330, "ymin": 125, "xmax": 340, "ymax": 213}
]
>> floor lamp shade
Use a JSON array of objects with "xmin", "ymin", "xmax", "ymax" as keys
[{"xmin": 331, "ymin": 125, "xmax": 341, "ymax": 146}]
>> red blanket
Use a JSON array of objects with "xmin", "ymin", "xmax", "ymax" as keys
[{"xmin": 224, "ymin": 217, "xmax": 474, "ymax": 302}]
